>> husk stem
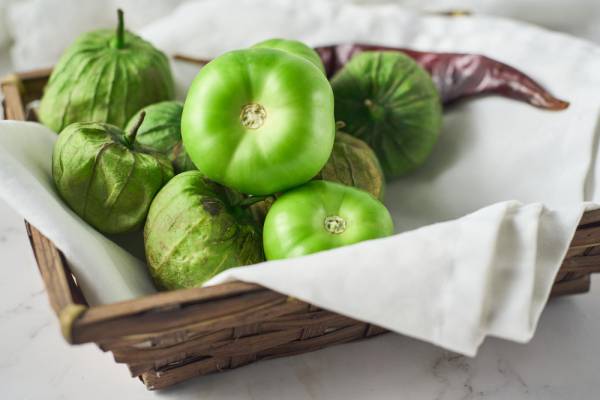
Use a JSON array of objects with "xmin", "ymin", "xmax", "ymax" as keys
[
  {"xmin": 125, "ymin": 111, "xmax": 145, "ymax": 146},
  {"xmin": 115, "ymin": 9, "xmax": 125, "ymax": 49}
]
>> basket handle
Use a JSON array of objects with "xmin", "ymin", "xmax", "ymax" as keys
[{"xmin": 1, "ymin": 74, "xmax": 26, "ymax": 121}]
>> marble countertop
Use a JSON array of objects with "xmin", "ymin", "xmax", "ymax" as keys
[{"xmin": 1, "ymin": 196, "xmax": 599, "ymax": 400}]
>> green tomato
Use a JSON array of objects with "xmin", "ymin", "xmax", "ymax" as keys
[
  {"xmin": 263, "ymin": 181, "xmax": 393, "ymax": 260},
  {"xmin": 52, "ymin": 116, "xmax": 174, "ymax": 234},
  {"xmin": 252, "ymin": 38, "xmax": 325, "ymax": 73},
  {"xmin": 144, "ymin": 171, "xmax": 264, "ymax": 290},
  {"xmin": 181, "ymin": 48, "xmax": 335, "ymax": 195},
  {"xmin": 331, "ymin": 51, "xmax": 442, "ymax": 179},
  {"xmin": 125, "ymin": 101, "xmax": 196, "ymax": 173}
]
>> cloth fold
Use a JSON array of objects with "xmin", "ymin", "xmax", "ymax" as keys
[
  {"xmin": 0, "ymin": 121, "xmax": 155, "ymax": 305},
  {"xmin": 207, "ymin": 201, "xmax": 587, "ymax": 356}
]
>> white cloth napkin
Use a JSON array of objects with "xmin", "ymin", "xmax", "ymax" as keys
[
  {"xmin": 1, "ymin": 0, "xmax": 600, "ymax": 356},
  {"xmin": 0, "ymin": 122, "xmax": 156, "ymax": 305}
]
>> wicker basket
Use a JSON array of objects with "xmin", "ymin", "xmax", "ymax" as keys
[{"xmin": 2, "ymin": 69, "xmax": 600, "ymax": 390}]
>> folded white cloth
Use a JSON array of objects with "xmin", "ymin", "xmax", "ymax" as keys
[
  {"xmin": 0, "ymin": 122, "xmax": 156, "ymax": 305},
  {"xmin": 208, "ymin": 201, "xmax": 587, "ymax": 355},
  {"xmin": 1, "ymin": 0, "xmax": 600, "ymax": 356}
]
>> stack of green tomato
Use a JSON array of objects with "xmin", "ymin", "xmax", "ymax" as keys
[{"xmin": 45, "ymin": 11, "xmax": 442, "ymax": 291}]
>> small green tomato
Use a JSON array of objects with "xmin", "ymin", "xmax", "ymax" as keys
[{"xmin": 263, "ymin": 181, "xmax": 394, "ymax": 260}]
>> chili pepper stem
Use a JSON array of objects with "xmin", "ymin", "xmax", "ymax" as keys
[
  {"xmin": 115, "ymin": 9, "xmax": 125, "ymax": 49},
  {"xmin": 126, "ymin": 111, "xmax": 145, "ymax": 146}
]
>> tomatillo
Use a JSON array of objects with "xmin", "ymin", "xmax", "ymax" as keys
[
  {"xmin": 263, "ymin": 181, "xmax": 394, "ymax": 260},
  {"xmin": 181, "ymin": 48, "xmax": 336, "ymax": 195},
  {"xmin": 316, "ymin": 131, "xmax": 385, "ymax": 200},
  {"xmin": 126, "ymin": 101, "xmax": 196, "ymax": 173},
  {"xmin": 331, "ymin": 51, "xmax": 442, "ymax": 178},
  {"xmin": 52, "ymin": 113, "xmax": 174, "ymax": 234},
  {"xmin": 144, "ymin": 171, "xmax": 264, "ymax": 290}
]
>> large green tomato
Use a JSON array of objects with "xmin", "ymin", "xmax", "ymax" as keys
[
  {"xmin": 263, "ymin": 181, "xmax": 393, "ymax": 260},
  {"xmin": 252, "ymin": 38, "xmax": 325, "ymax": 74},
  {"xmin": 181, "ymin": 48, "xmax": 335, "ymax": 195}
]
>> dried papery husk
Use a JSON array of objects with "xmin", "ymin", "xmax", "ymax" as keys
[
  {"xmin": 331, "ymin": 51, "xmax": 442, "ymax": 178},
  {"xmin": 144, "ymin": 171, "xmax": 264, "ymax": 290},
  {"xmin": 39, "ymin": 10, "xmax": 174, "ymax": 132},
  {"xmin": 126, "ymin": 101, "xmax": 195, "ymax": 173},
  {"xmin": 52, "ymin": 120, "xmax": 174, "ymax": 234},
  {"xmin": 316, "ymin": 131, "xmax": 385, "ymax": 200}
]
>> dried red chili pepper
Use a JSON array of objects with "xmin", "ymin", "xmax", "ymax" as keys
[
  {"xmin": 315, "ymin": 44, "xmax": 568, "ymax": 110},
  {"xmin": 174, "ymin": 44, "xmax": 569, "ymax": 111}
]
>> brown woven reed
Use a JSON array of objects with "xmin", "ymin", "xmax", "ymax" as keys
[{"xmin": 2, "ymin": 69, "xmax": 600, "ymax": 390}]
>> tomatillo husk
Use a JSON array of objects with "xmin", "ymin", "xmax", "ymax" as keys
[
  {"xmin": 52, "ymin": 113, "xmax": 174, "ymax": 234},
  {"xmin": 39, "ymin": 9, "xmax": 174, "ymax": 132},
  {"xmin": 331, "ymin": 51, "xmax": 442, "ymax": 178},
  {"xmin": 316, "ymin": 131, "xmax": 385, "ymax": 200},
  {"xmin": 126, "ymin": 101, "xmax": 195, "ymax": 173},
  {"xmin": 144, "ymin": 171, "xmax": 264, "ymax": 290}
]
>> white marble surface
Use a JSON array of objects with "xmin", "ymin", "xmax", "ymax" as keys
[
  {"xmin": 1, "ymin": 34, "xmax": 599, "ymax": 400},
  {"xmin": 0, "ymin": 196, "xmax": 599, "ymax": 399}
]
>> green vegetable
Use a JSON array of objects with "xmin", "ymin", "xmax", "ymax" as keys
[
  {"xmin": 331, "ymin": 51, "xmax": 442, "ymax": 178},
  {"xmin": 249, "ymin": 131, "xmax": 385, "ymax": 225},
  {"xmin": 39, "ymin": 9, "xmax": 174, "ymax": 133},
  {"xmin": 252, "ymin": 38, "xmax": 325, "ymax": 73},
  {"xmin": 52, "ymin": 113, "xmax": 174, "ymax": 234},
  {"xmin": 125, "ymin": 101, "xmax": 195, "ymax": 173},
  {"xmin": 181, "ymin": 47, "xmax": 335, "ymax": 195},
  {"xmin": 144, "ymin": 171, "xmax": 264, "ymax": 290},
  {"xmin": 263, "ymin": 181, "xmax": 393, "ymax": 260},
  {"xmin": 316, "ymin": 131, "xmax": 385, "ymax": 200}
]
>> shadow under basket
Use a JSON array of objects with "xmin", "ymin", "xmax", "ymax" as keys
[{"xmin": 2, "ymin": 69, "xmax": 600, "ymax": 390}]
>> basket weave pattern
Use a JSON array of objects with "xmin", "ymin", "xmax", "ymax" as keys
[{"xmin": 2, "ymin": 70, "xmax": 599, "ymax": 390}]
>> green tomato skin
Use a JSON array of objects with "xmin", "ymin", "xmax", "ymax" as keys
[
  {"xmin": 125, "ymin": 101, "xmax": 196, "ymax": 173},
  {"xmin": 144, "ymin": 171, "xmax": 264, "ymax": 290},
  {"xmin": 181, "ymin": 48, "xmax": 336, "ymax": 195},
  {"xmin": 252, "ymin": 38, "xmax": 325, "ymax": 74},
  {"xmin": 316, "ymin": 131, "xmax": 385, "ymax": 200},
  {"xmin": 39, "ymin": 29, "xmax": 174, "ymax": 133},
  {"xmin": 331, "ymin": 51, "xmax": 442, "ymax": 179},
  {"xmin": 263, "ymin": 181, "xmax": 393, "ymax": 260},
  {"xmin": 52, "ymin": 122, "xmax": 174, "ymax": 234}
]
